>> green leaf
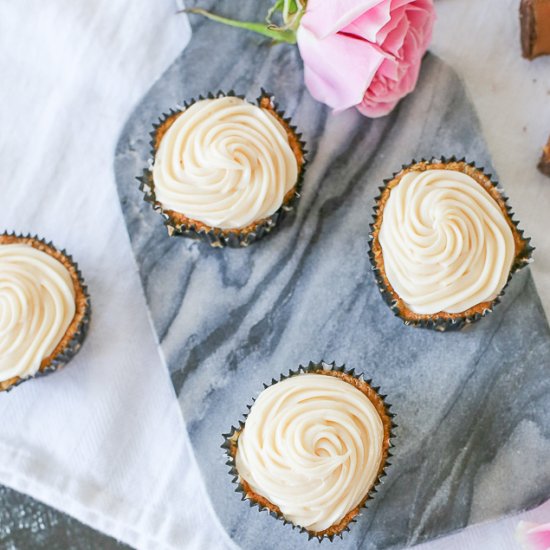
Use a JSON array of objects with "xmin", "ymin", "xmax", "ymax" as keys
[
  {"xmin": 285, "ymin": 0, "xmax": 301, "ymax": 16},
  {"xmin": 267, "ymin": 0, "xmax": 286, "ymax": 18}
]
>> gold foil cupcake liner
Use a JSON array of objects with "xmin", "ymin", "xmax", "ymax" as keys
[
  {"xmin": 368, "ymin": 156, "xmax": 534, "ymax": 331},
  {"xmin": 0, "ymin": 232, "xmax": 91, "ymax": 392},
  {"xmin": 221, "ymin": 360, "xmax": 397, "ymax": 541},
  {"xmin": 139, "ymin": 90, "xmax": 308, "ymax": 248}
]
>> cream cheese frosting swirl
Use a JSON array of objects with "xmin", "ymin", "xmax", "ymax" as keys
[
  {"xmin": 379, "ymin": 169, "xmax": 515, "ymax": 314},
  {"xmin": 235, "ymin": 374, "xmax": 384, "ymax": 533},
  {"xmin": 152, "ymin": 97, "xmax": 299, "ymax": 229},
  {"xmin": 0, "ymin": 244, "xmax": 76, "ymax": 382}
]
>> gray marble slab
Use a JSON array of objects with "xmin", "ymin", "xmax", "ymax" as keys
[{"xmin": 114, "ymin": 2, "xmax": 550, "ymax": 548}]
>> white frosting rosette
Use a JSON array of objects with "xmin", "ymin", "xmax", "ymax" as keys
[
  {"xmin": 141, "ymin": 92, "xmax": 306, "ymax": 248},
  {"xmin": 0, "ymin": 234, "xmax": 90, "ymax": 391},
  {"xmin": 224, "ymin": 362, "xmax": 395, "ymax": 540},
  {"xmin": 369, "ymin": 158, "xmax": 532, "ymax": 330}
]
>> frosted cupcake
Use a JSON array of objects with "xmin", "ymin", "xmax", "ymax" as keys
[
  {"xmin": 0, "ymin": 234, "xmax": 90, "ymax": 391},
  {"xmin": 140, "ymin": 92, "xmax": 306, "ymax": 247},
  {"xmin": 369, "ymin": 158, "xmax": 532, "ymax": 330},
  {"xmin": 224, "ymin": 362, "xmax": 395, "ymax": 540}
]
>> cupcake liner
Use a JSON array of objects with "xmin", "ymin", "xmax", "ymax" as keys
[
  {"xmin": 0, "ymin": 232, "xmax": 91, "ymax": 392},
  {"xmin": 221, "ymin": 360, "xmax": 397, "ymax": 541},
  {"xmin": 138, "ymin": 90, "xmax": 308, "ymax": 248},
  {"xmin": 368, "ymin": 156, "xmax": 534, "ymax": 332}
]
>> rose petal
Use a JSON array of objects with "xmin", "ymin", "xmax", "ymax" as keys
[
  {"xmin": 377, "ymin": 1, "xmax": 432, "ymax": 44},
  {"xmin": 359, "ymin": 45, "xmax": 422, "ymax": 117},
  {"xmin": 298, "ymin": 0, "xmax": 435, "ymax": 118},
  {"xmin": 357, "ymin": 95, "xmax": 400, "ymax": 117},
  {"xmin": 391, "ymin": 0, "xmax": 419, "ymax": 9},
  {"xmin": 297, "ymin": 25, "xmax": 385, "ymax": 111},
  {"xmin": 407, "ymin": 4, "xmax": 436, "ymax": 50},
  {"xmin": 340, "ymin": 0, "xmax": 392, "ymax": 42},
  {"xmin": 300, "ymin": 0, "xmax": 381, "ymax": 39},
  {"xmin": 376, "ymin": 56, "xmax": 399, "ymax": 82},
  {"xmin": 380, "ymin": 10, "xmax": 409, "ymax": 55},
  {"xmin": 517, "ymin": 521, "xmax": 550, "ymax": 550}
]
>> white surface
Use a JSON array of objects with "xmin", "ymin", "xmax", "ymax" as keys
[{"xmin": 0, "ymin": 0, "xmax": 548, "ymax": 549}]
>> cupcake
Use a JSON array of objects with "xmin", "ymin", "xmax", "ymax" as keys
[
  {"xmin": 0, "ymin": 234, "xmax": 90, "ymax": 391},
  {"xmin": 369, "ymin": 158, "xmax": 533, "ymax": 331},
  {"xmin": 223, "ymin": 362, "xmax": 395, "ymax": 540},
  {"xmin": 140, "ymin": 91, "xmax": 307, "ymax": 248}
]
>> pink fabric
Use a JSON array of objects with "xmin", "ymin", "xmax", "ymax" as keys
[
  {"xmin": 517, "ymin": 521, "xmax": 550, "ymax": 550},
  {"xmin": 297, "ymin": 0, "xmax": 435, "ymax": 118}
]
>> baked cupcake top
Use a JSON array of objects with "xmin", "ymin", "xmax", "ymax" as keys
[
  {"xmin": 152, "ymin": 96, "xmax": 299, "ymax": 230},
  {"xmin": 0, "ymin": 237, "xmax": 84, "ymax": 386},
  {"xmin": 378, "ymin": 167, "xmax": 516, "ymax": 315},
  {"xmin": 235, "ymin": 373, "xmax": 386, "ymax": 534}
]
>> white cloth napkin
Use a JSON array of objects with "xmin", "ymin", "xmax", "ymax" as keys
[
  {"xmin": 0, "ymin": 1, "xmax": 548, "ymax": 549},
  {"xmin": 0, "ymin": 1, "xmax": 231, "ymax": 549}
]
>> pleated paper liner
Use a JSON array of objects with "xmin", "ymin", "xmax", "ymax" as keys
[
  {"xmin": 138, "ymin": 90, "xmax": 308, "ymax": 248},
  {"xmin": 368, "ymin": 157, "xmax": 534, "ymax": 332},
  {"xmin": 222, "ymin": 361, "xmax": 397, "ymax": 541},
  {"xmin": 0, "ymin": 232, "xmax": 91, "ymax": 392}
]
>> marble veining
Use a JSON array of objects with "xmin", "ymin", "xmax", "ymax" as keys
[{"xmin": 114, "ymin": 2, "xmax": 550, "ymax": 548}]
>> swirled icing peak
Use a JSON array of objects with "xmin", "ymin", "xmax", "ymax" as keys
[
  {"xmin": 0, "ymin": 243, "xmax": 76, "ymax": 382},
  {"xmin": 235, "ymin": 373, "xmax": 385, "ymax": 533},
  {"xmin": 152, "ymin": 96, "xmax": 299, "ymax": 230},
  {"xmin": 379, "ymin": 169, "xmax": 515, "ymax": 315}
]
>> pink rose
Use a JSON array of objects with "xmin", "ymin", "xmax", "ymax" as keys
[
  {"xmin": 517, "ymin": 521, "xmax": 550, "ymax": 550},
  {"xmin": 297, "ymin": 0, "xmax": 436, "ymax": 118}
]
